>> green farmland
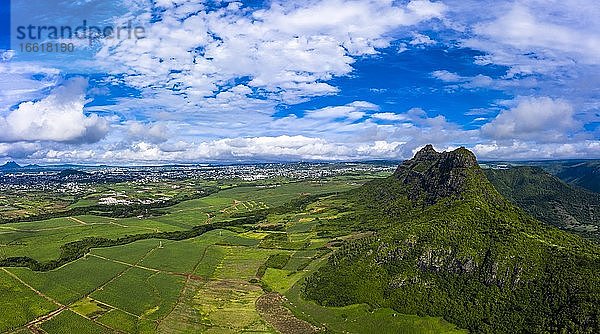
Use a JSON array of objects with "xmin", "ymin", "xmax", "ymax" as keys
[{"xmin": 0, "ymin": 178, "xmax": 464, "ymax": 333}]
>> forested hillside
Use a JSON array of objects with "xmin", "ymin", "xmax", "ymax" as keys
[
  {"xmin": 485, "ymin": 166, "xmax": 600, "ymax": 241},
  {"xmin": 304, "ymin": 145, "xmax": 600, "ymax": 333},
  {"xmin": 555, "ymin": 161, "xmax": 600, "ymax": 193}
]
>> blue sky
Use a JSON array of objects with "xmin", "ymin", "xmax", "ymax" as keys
[{"xmin": 0, "ymin": 0, "xmax": 599, "ymax": 163}]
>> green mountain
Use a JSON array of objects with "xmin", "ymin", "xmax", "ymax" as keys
[
  {"xmin": 0, "ymin": 161, "xmax": 21, "ymax": 171},
  {"xmin": 491, "ymin": 160, "xmax": 600, "ymax": 194},
  {"xmin": 304, "ymin": 145, "xmax": 600, "ymax": 333},
  {"xmin": 484, "ymin": 166, "xmax": 600, "ymax": 241},
  {"xmin": 554, "ymin": 161, "xmax": 600, "ymax": 193}
]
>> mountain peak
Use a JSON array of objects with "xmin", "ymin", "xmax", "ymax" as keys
[
  {"xmin": 409, "ymin": 145, "xmax": 478, "ymax": 169},
  {"xmin": 413, "ymin": 144, "xmax": 437, "ymax": 159},
  {"xmin": 0, "ymin": 161, "xmax": 22, "ymax": 171},
  {"xmin": 393, "ymin": 145, "xmax": 483, "ymax": 204}
]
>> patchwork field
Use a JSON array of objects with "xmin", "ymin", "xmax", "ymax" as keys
[{"xmin": 0, "ymin": 178, "xmax": 464, "ymax": 333}]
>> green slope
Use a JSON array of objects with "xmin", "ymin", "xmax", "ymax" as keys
[
  {"xmin": 555, "ymin": 161, "xmax": 600, "ymax": 193},
  {"xmin": 304, "ymin": 145, "xmax": 600, "ymax": 333},
  {"xmin": 484, "ymin": 166, "xmax": 600, "ymax": 240},
  {"xmin": 501, "ymin": 160, "xmax": 600, "ymax": 193}
]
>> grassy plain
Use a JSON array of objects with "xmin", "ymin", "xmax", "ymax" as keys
[
  {"xmin": 40, "ymin": 310, "xmax": 110, "ymax": 334},
  {"xmin": 0, "ymin": 269, "xmax": 57, "ymax": 332},
  {"xmin": 0, "ymin": 177, "xmax": 466, "ymax": 333}
]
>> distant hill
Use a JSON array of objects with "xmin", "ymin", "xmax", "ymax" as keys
[
  {"xmin": 22, "ymin": 164, "xmax": 42, "ymax": 170},
  {"xmin": 0, "ymin": 161, "xmax": 22, "ymax": 171},
  {"xmin": 304, "ymin": 145, "xmax": 600, "ymax": 333},
  {"xmin": 0, "ymin": 162, "xmax": 95, "ymax": 173},
  {"xmin": 489, "ymin": 160, "xmax": 600, "ymax": 193},
  {"xmin": 485, "ymin": 166, "xmax": 600, "ymax": 240},
  {"xmin": 554, "ymin": 161, "xmax": 600, "ymax": 193}
]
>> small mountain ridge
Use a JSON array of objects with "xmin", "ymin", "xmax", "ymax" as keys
[
  {"xmin": 485, "ymin": 166, "xmax": 600, "ymax": 241},
  {"xmin": 556, "ymin": 161, "xmax": 600, "ymax": 193}
]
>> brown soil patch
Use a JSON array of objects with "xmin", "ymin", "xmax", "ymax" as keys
[{"xmin": 256, "ymin": 292, "xmax": 322, "ymax": 334}]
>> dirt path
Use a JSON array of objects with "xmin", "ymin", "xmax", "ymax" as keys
[
  {"xmin": 3, "ymin": 267, "xmax": 130, "ymax": 333},
  {"xmin": 89, "ymin": 254, "xmax": 161, "ymax": 274},
  {"xmin": 6, "ymin": 215, "xmax": 217, "ymax": 333},
  {"xmin": 2, "ymin": 268, "xmax": 62, "ymax": 308},
  {"xmin": 69, "ymin": 217, "xmax": 88, "ymax": 225},
  {"xmin": 155, "ymin": 216, "xmax": 219, "ymax": 331},
  {"xmin": 94, "ymin": 246, "xmax": 159, "ymax": 296},
  {"xmin": 99, "ymin": 219, "xmax": 160, "ymax": 233},
  {"xmin": 89, "ymin": 253, "xmax": 202, "ymax": 281},
  {"xmin": 0, "ymin": 221, "xmax": 123, "ymax": 233},
  {"xmin": 4, "ymin": 215, "xmax": 160, "ymax": 233},
  {"xmin": 26, "ymin": 306, "xmax": 68, "ymax": 331},
  {"xmin": 156, "ymin": 242, "xmax": 213, "ymax": 330},
  {"xmin": 0, "ymin": 225, "xmax": 82, "ymax": 233},
  {"xmin": 3, "ymin": 268, "xmax": 66, "ymax": 331}
]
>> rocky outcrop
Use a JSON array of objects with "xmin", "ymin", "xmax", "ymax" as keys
[{"xmin": 393, "ymin": 145, "xmax": 480, "ymax": 204}]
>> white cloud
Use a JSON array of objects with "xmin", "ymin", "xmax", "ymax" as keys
[
  {"xmin": 0, "ymin": 78, "xmax": 108, "ymax": 143},
  {"xmin": 0, "ymin": 142, "xmax": 41, "ymax": 159},
  {"xmin": 458, "ymin": 0, "xmax": 600, "ymax": 86},
  {"xmin": 472, "ymin": 140, "xmax": 600, "ymax": 160},
  {"xmin": 99, "ymin": 136, "xmax": 350, "ymax": 162},
  {"xmin": 408, "ymin": 0, "xmax": 448, "ymax": 18},
  {"xmin": 127, "ymin": 121, "xmax": 170, "ymax": 144},
  {"xmin": 409, "ymin": 33, "xmax": 436, "ymax": 46},
  {"xmin": 305, "ymin": 101, "xmax": 378, "ymax": 120},
  {"xmin": 481, "ymin": 96, "xmax": 581, "ymax": 142},
  {"xmin": 371, "ymin": 112, "xmax": 408, "ymax": 121},
  {"xmin": 472, "ymin": 4, "xmax": 600, "ymax": 66},
  {"xmin": 431, "ymin": 70, "xmax": 494, "ymax": 89},
  {"xmin": 431, "ymin": 70, "xmax": 462, "ymax": 82},
  {"xmin": 439, "ymin": 0, "xmax": 599, "ymax": 122},
  {"xmin": 95, "ymin": 135, "xmax": 421, "ymax": 162},
  {"xmin": 2, "ymin": 99, "xmax": 485, "ymax": 163},
  {"xmin": 97, "ymin": 0, "xmax": 446, "ymax": 106},
  {"xmin": 463, "ymin": 75, "xmax": 494, "ymax": 88},
  {"xmin": 1, "ymin": 51, "xmax": 15, "ymax": 61},
  {"xmin": 396, "ymin": 43, "xmax": 409, "ymax": 53},
  {"xmin": 0, "ymin": 63, "xmax": 60, "ymax": 111},
  {"xmin": 357, "ymin": 140, "xmax": 404, "ymax": 156},
  {"xmin": 42, "ymin": 149, "xmax": 97, "ymax": 161}
]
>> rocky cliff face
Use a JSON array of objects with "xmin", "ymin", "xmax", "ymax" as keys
[{"xmin": 393, "ymin": 145, "xmax": 481, "ymax": 204}]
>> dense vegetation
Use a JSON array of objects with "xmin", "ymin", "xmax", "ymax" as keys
[
  {"xmin": 555, "ymin": 161, "xmax": 600, "ymax": 193},
  {"xmin": 257, "ymin": 253, "xmax": 292, "ymax": 278},
  {"xmin": 0, "ymin": 189, "xmax": 333, "ymax": 272},
  {"xmin": 485, "ymin": 166, "xmax": 600, "ymax": 240},
  {"xmin": 0, "ymin": 212, "xmax": 266, "ymax": 271},
  {"xmin": 304, "ymin": 145, "xmax": 600, "ymax": 333},
  {"xmin": 511, "ymin": 160, "xmax": 600, "ymax": 193}
]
